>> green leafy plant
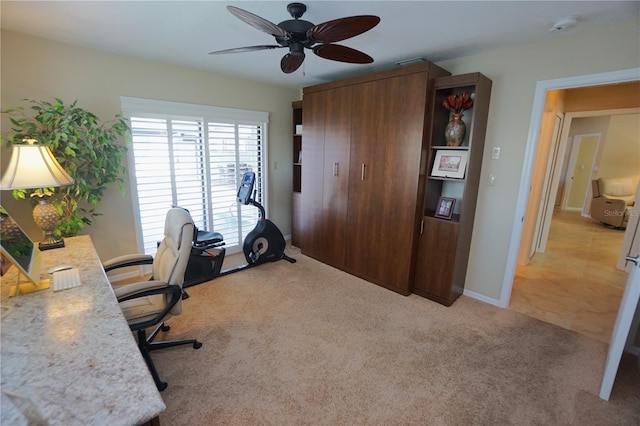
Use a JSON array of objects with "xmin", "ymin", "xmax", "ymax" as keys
[{"xmin": 2, "ymin": 98, "xmax": 130, "ymax": 236}]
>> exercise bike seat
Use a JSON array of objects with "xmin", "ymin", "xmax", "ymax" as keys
[{"xmin": 194, "ymin": 230, "xmax": 224, "ymax": 246}]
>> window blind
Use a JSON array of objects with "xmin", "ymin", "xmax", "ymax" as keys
[{"xmin": 121, "ymin": 97, "xmax": 268, "ymax": 255}]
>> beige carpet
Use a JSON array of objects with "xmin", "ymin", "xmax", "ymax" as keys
[{"xmin": 151, "ymin": 251, "xmax": 640, "ymax": 425}]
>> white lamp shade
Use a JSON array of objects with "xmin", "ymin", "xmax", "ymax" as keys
[{"xmin": 1, "ymin": 144, "xmax": 74, "ymax": 190}]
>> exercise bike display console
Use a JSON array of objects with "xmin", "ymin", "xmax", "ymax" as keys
[{"xmin": 183, "ymin": 171, "xmax": 296, "ymax": 288}]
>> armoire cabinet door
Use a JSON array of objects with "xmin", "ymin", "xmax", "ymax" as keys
[
  {"xmin": 377, "ymin": 72, "xmax": 429, "ymax": 290},
  {"xmin": 300, "ymin": 91, "xmax": 326, "ymax": 259},
  {"xmin": 413, "ymin": 218, "xmax": 460, "ymax": 305},
  {"xmin": 345, "ymin": 72, "xmax": 428, "ymax": 293},
  {"xmin": 345, "ymin": 79, "xmax": 387, "ymax": 280},
  {"xmin": 321, "ymin": 86, "xmax": 352, "ymax": 267}
]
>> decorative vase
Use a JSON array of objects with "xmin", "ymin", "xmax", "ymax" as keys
[
  {"xmin": 444, "ymin": 113, "xmax": 466, "ymax": 146},
  {"xmin": 33, "ymin": 196, "xmax": 60, "ymax": 245},
  {"xmin": 0, "ymin": 214, "xmax": 21, "ymax": 240}
]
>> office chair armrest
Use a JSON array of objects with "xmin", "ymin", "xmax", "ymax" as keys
[
  {"xmin": 115, "ymin": 281, "xmax": 183, "ymax": 331},
  {"xmin": 103, "ymin": 254, "xmax": 154, "ymax": 272},
  {"xmin": 113, "ymin": 280, "xmax": 170, "ymax": 299}
]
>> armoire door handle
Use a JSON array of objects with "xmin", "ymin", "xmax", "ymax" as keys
[
  {"xmin": 334, "ymin": 162, "xmax": 339, "ymax": 176},
  {"xmin": 361, "ymin": 163, "xmax": 366, "ymax": 180}
]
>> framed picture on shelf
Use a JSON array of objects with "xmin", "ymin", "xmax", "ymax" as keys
[
  {"xmin": 434, "ymin": 196, "xmax": 456, "ymax": 220},
  {"xmin": 431, "ymin": 149, "xmax": 468, "ymax": 179}
]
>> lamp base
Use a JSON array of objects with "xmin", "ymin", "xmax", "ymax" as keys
[
  {"xmin": 39, "ymin": 239, "xmax": 65, "ymax": 251},
  {"xmin": 9, "ymin": 278, "xmax": 50, "ymax": 297}
]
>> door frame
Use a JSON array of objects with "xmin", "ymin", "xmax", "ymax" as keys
[
  {"xmin": 561, "ymin": 132, "xmax": 601, "ymax": 212},
  {"xmin": 500, "ymin": 67, "xmax": 640, "ymax": 308}
]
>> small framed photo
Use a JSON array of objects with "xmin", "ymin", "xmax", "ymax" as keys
[
  {"xmin": 434, "ymin": 196, "xmax": 456, "ymax": 220},
  {"xmin": 431, "ymin": 150, "xmax": 468, "ymax": 179}
]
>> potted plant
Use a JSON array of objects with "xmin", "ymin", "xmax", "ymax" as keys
[{"xmin": 1, "ymin": 98, "xmax": 130, "ymax": 237}]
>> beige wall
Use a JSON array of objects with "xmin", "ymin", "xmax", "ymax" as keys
[
  {"xmin": 2, "ymin": 18, "xmax": 639, "ymax": 304},
  {"xmin": 564, "ymin": 81, "xmax": 640, "ymax": 112},
  {"xmin": 1, "ymin": 30, "xmax": 300, "ymax": 260},
  {"xmin": 599, "ymin": 113, "xmax": 640, "ymax": 179},
  {"xmin": 436, "ymin": 19, "xmax": 640, "ymax": 302}
]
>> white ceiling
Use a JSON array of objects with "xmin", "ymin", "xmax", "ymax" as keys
[{"xmin": 2, "ymin": 1, "xmax": 638, "ymax": 89}]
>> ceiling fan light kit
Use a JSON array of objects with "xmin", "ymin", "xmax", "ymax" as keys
[{"xmin": 210, "ymin": 2, "xmax": 380, "ymax": 74}]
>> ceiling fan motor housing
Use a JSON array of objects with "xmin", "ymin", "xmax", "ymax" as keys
[{"xmin": 277, "ymin": 19, "xmax": 315, "ymax": 47}]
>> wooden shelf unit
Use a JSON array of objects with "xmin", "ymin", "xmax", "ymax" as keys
[
  {"xmin": 291, "ymin": 100, "xmax": 302, "ymax": 247},
  {"xmin": 413, "ymin": 72, "xmax": 492, "ymax": 306}
]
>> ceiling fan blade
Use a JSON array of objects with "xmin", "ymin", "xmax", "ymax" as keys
[
  {"xmin": 227, "ymin": 6, "xmax": 290, "ymax": 38},
  {"xmin": 308, "ymin": 15, "xmax": 380, "ymax": 43},
  {"xmin": 313, "ymin": 44, "xmax": 374, "ymax": 64},
  {"xmin": 281, "ymin": 53, "xmax": 305, "ymax": 74},
  {"xmin": 209, "ymin": 45, "xmax": 282, "ymax": 55}
]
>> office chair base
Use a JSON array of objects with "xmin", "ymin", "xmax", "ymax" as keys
[{"xmin": 137, "ymin": 322, "xmax": 202, "ymax": 391}]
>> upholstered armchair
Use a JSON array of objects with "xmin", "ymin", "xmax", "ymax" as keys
[
  {"xmin": 590, "ymin": 176, "xmax": 638, "ymax": 229},
  {"xmin": 103, "ymin": 207, "xmax": 201, "ymax": 391}
]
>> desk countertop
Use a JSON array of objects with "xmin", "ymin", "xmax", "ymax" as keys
[{"xmin": 1, "ymin": 235, "xmax": 165, "ymax": 425}]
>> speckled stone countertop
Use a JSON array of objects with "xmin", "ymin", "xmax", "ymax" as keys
[{"xmin": 1, "ymin": 235, "xmax": 165, "ymax": 425}]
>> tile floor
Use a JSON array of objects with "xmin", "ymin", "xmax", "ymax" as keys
[{"xmin": 510, "ymin": 209, "xmax": 628, "ymax": 343}]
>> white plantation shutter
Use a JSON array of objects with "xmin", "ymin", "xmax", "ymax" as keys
[{"xmin": 121, "ymin": 97, "xmax": 268, "ymax": 255}]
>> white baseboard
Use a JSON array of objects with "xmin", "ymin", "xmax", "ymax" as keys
[{"xmin": 463, "ymin": 289, "xmax": 506, "ymax": 308}]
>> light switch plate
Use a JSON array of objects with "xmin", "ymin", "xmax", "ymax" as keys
[{"xmin": 492, "ymin": 147, "xmax": 501, "ymax": 160}]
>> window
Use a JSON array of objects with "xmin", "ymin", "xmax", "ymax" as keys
[{"xmin": 120, "ymin": 97, "xmax": 269, "ymax": 255}]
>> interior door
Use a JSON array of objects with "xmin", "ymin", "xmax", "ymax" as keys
[
  {"xmin": 530, "ymin": 113, "xmax": 563, "ymax": 258},
  {"xmin": 600, "ymin": 189, "xmax": 640, "ymax": 400},
  {"xmin": 599, "ymin": 254, "xmax": 640, "ymax": 400}
]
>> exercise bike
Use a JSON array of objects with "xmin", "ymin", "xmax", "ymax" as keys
[{"xmin": 183, "ymin": 171, "xmax": 296, "ymax": 288}]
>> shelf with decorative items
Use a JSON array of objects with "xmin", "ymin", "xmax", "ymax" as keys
[
  {"xmin": 292, "ymin": 100, "xmax": 303, "ymax": 193},
  {"xmin": 423, "ymin": 75, "xmax": 486, "ymax": 223},
  {"xmin": 414, "ymin": 72, "xmax": 492, "ymax": 306},
  {"xmin": 291, "ymin": 100, "xmax": 303, "ymax": 247}
]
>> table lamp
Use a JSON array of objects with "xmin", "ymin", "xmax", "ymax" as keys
[{"xmin": 0, "ymin": 140, "xmax": 75, "ymax": 250}]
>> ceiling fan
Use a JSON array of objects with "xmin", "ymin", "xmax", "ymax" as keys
[{"xmin": 209, "ymin": 3, "xmax": 380, "ymax": 74}]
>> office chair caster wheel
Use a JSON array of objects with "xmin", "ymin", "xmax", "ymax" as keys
[
  {"xmin": 161, "ymin": 323, "xmax": 170, "ymax": 332},
  {"xmin": 193, "ymin": 341, "xmax": 202, "ymax": 349},
  {"xmin": 157, "ymin": 381, "xmax": 168, "ymax": 392}
]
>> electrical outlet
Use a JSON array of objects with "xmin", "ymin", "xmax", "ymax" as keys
[{"xmin": 488, "ymin": 174, "xmax": 496, "ymax": 186}]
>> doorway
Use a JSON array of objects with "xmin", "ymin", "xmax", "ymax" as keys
[
  {"xmin": 561, "ymin": 133, "xmax": 600, "ymax": 211},
  {"xmin": 501, "ymin": 68, "xmax": 640, "ymax": 341}
]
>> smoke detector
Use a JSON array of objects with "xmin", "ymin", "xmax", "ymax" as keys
[{"xmin": 549, "ymin": 16, "xmax": 578, "ymax": 33}]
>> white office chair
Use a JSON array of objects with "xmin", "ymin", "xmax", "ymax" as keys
[{"xmin": 103, "ymin": 207, "xmax": 202, "ymax": 391}]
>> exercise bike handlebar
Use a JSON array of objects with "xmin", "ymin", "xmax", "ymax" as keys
[{"xmin": 249, "ymin": 193, "xmax": 266, "ymax": 221}]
